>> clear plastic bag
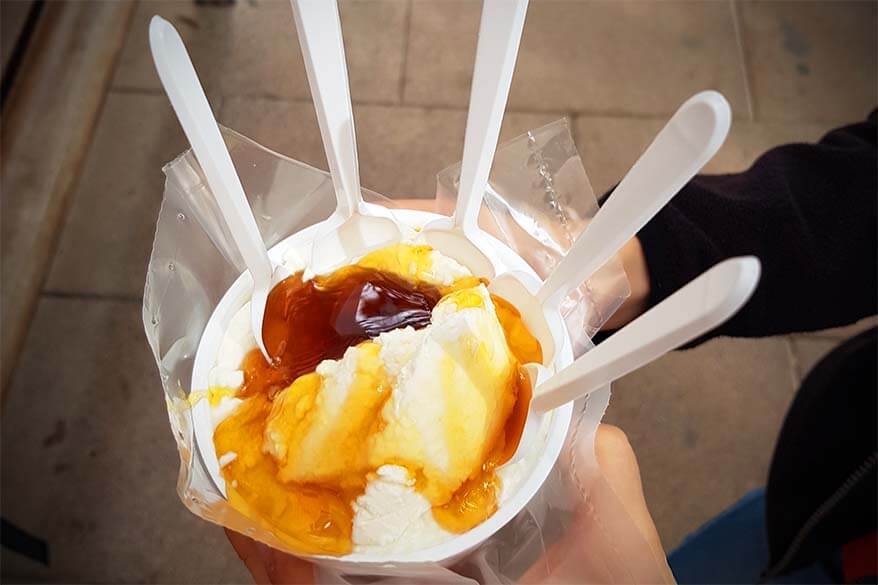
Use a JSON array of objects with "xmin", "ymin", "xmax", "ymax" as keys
[{"xmin": 142, "ymin": 121, "xmax": 663, "ymax": 583}]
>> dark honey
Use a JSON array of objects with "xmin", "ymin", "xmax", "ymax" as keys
[{"xmin": 240, "ymin": 265, "xmax": 445, "ymax": 400}]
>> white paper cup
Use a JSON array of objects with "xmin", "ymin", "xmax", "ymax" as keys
[{"xmin": 190, "ymin": 209, "xmax": 574, "ymax": 566}]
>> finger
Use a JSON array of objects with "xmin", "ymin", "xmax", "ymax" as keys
[
  {"xmin": 593, "ymin": 424, "xmax": 674, "ymax": 583},
  {"xmin": 225, "ymin": 529, "xmax": 273, "ymax": 585},
  {"xmin": 594, "ymin": 425, "xmax": 661, "ymax": 549},
  {"xmin": 261, "ymin": 546, "xmax": 315, "ymax": 585},
  {"xmin": 225, "ymin": 529, "xmax": 315, "ymax": 585}
]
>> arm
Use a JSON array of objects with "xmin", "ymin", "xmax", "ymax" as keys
[{"xmin": 608, "ymin": 111, "xmax": 877, "ymax": 339}]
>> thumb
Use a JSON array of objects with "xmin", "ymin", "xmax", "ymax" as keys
[
  {"xmin": 520, "ymin": 424, "xmax": 675, "ymax": 583},
  {"xmin": 591, "ymin": 424, "xmax": 675, "ymax": 583}
]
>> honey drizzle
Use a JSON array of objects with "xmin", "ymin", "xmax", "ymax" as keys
[
  {"xmin": 214, "ymin": 393, "xmax": 356, "ymax": 555},
  {"xmin": 240, "ymin": 266, "xmax": 444, "ymax": 400},
  {"xmin": 214, "ymin": 254, "xmax": 540, "ymax": 555},
  {"xmin": 432, "ymin": 368, "xmax": 533, "ymax": 532}
]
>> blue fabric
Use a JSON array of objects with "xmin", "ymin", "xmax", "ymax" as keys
[{"xmin": 668, "ymin": 488, "xmax": 838, "ymax": 584}]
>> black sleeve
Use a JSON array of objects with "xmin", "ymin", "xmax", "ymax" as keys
[{"xmin": 633, "ymin": 111, "xmax": 877, "ymax": 340}]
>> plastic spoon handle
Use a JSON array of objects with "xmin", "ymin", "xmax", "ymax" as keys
[
  {"xmin": 455, "ymin": 0, "xmax": 528, "ymax": 233},
  {"xmin": 150, "ymin": 16, "xmax": 273, "ymax": 360},
  {"xmin": 290, "ymin": 0, "xmax": 361, "ymax": 219},
  {"xmin": 532, "ymin": 256, "xmax": 761, "ymax": 412},
  {"xmin": 537, "ymin": 90, "xmax": 731, "ymax": 307},
  {"xmin": 149, "ymin": 17, "xmax": 272, "ymax": 291}
]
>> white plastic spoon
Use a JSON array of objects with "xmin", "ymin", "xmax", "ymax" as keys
[
  {"xmin": 150, "ymin": 16, "xmax": 281, "ymax": 361},
  {"xmin": 489, "ymin": 90, "xmax": 732, "ymax": 370},
  {"xmin": 290, "ymin": 0, "xmax": 400, "ymax": 274},
  {"xmin": 421, "ymin": 0, "xmax": 529, "ymax": 278},
  {"xmin": 531, "ymin": 256, "xmax": 761, "ymax": 412}
]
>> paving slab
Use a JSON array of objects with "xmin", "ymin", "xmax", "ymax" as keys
[
  {"xmin": 1, "ymin": 297, "xmax": 250, "ymax": 583},
  {"xmin": 405, "ymin": 0, "xmax": 750, "ymax": 117},
  {"xmin": 113, "ymin": 0, "xmax": 408, "ymax": 104},
  {"xmin": 738, "ymin": 1, "xmax": 878, "ymax": 122}
]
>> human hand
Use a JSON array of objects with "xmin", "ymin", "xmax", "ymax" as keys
[
  {"xmin": 602, "ymin": 237, "xmax": 650, "ymax": 330},
  {"xmin": 590, "ymin": 424, "xmax": 671, "ymax": 581},
  {"xmin": 226, "ymin": 528, "xmax": 314, "ymax": 585},
  {"xmin": 519, "ymin": 424, "xmax": 674, "ymax": 584}
]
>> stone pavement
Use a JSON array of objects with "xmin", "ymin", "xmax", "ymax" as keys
[{"xmin": 2, "ymin": 0, "xmax": 875, "ymax": 582}]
